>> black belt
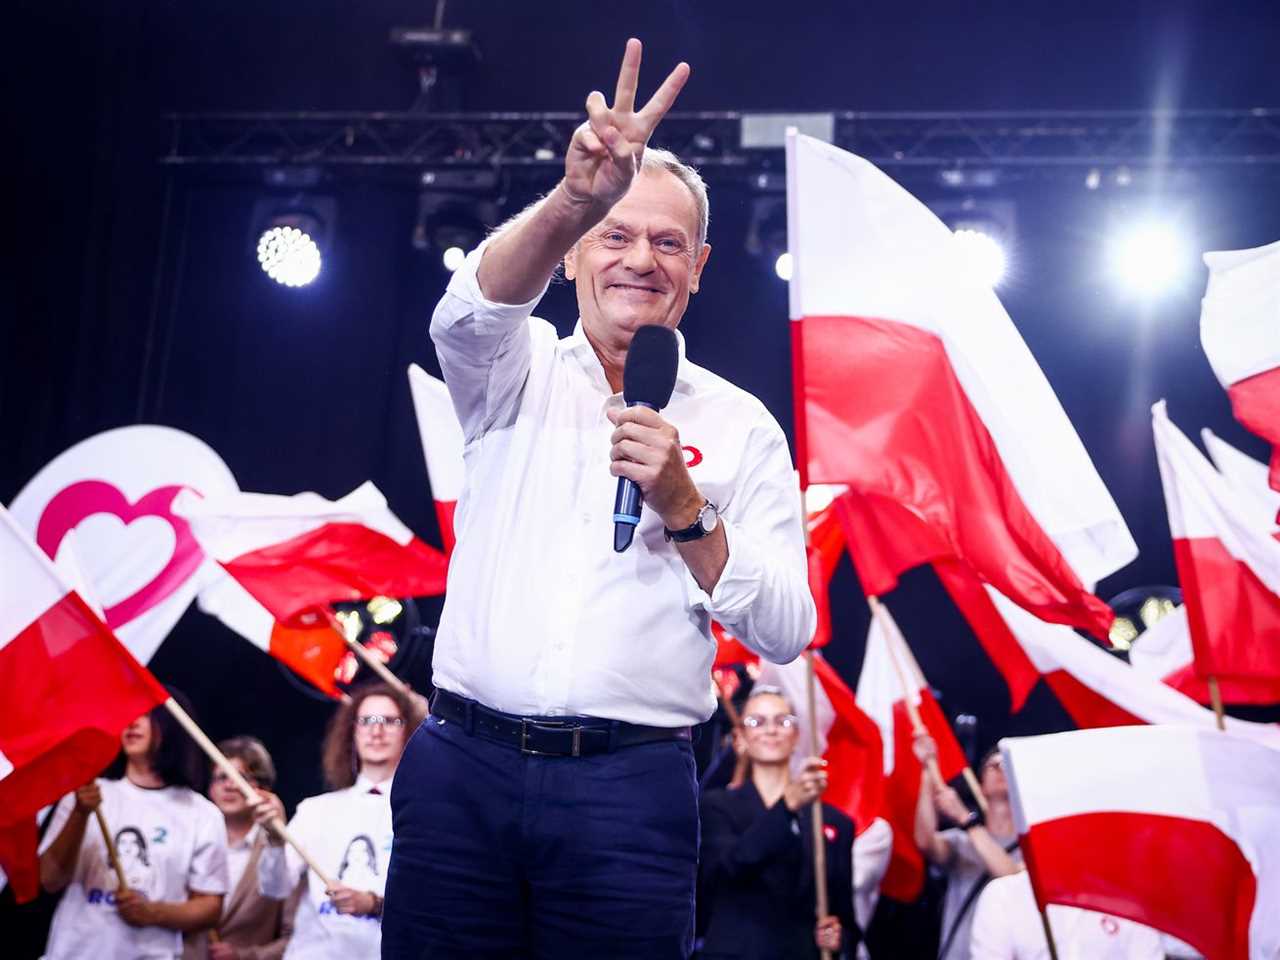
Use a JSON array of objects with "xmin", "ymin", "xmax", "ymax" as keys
[{"xmin": 429, "ymin": 688, "xmax": 692, "ymax": 758}]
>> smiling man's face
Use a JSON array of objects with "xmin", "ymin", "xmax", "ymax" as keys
[{"xmin": 565, "ymin": 167, "xmax": 711, "ymax": 363}]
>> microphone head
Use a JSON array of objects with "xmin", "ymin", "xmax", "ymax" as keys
[{"xmin": 622, "ymin": 325, "xmax": 679, "ymax": 409}]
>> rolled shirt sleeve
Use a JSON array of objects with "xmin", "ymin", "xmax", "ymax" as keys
[{"xmin": 429, "ymin": 242, "xmax": 551, "ymax": 444}]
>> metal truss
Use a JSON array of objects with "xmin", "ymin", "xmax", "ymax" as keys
[{"xmin": 162, "ymin": 108, "xmax": 1280, "ymax": 182}]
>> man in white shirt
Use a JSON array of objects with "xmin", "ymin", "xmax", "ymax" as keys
[
  {"xmin": 383, "ymin": 38, "xmax": 815, "ymax": 960},
  {"xmin": 969, "ymin": 870, "xmax": 1164, "ymax": 960}
]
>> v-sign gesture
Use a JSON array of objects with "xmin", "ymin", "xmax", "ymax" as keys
[{"xmin": 564, "ymin": 38, "xmax": 690, "ymax": 212}]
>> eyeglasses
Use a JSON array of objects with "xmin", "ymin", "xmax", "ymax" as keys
[
  {"xmin": 741, "ymin": 713, "xmax": 799, "ymax": 731},
  {"xmin": 356, "ymin": 714, "xmax": 405, "ymax": 728}
]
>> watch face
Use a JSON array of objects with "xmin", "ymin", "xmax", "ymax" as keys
[{"xmin": 700, "ymin": 502, "xmax": 719, "ymax": 532}]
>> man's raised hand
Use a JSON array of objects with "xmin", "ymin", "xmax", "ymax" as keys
[{"xmin": 564, "ymin": 38, "xmax": 690, "ymax": 212}]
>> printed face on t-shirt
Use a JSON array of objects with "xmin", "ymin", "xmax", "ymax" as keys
[
  {"xmin": 114, "ymin": 826, "xmax": 155, "ymax": 895},
  {"xmin": 337, "ymin": 834, "xmax": 380, "ymax": 889}
]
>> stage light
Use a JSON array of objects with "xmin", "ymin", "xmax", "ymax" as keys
[
  {"xmin": 952, "ymin": 227, "xmax": 1008, "ymax": 288},
  {"xmin": 256, "ymin": 225, "xmax": 322, "ymax": 287},
  {"xmin": 1085, "ymin": 168, "xmax": 1102, "ymax": 191},
  {"xmin": 774, "ymin": 252, "xmax": 793, "ymax": 281},
  {"xmin": 1106, "ymin": 585, "xmax": 1182, "ymax": 652},
  {"xmin": 442, "ymin": 246, "xmax": 467, "ymax": 272},
  {"xmin": 1107, "ymin": 219, "xmax": 1189, "ymax": 296}
]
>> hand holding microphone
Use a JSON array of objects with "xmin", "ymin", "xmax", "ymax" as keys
[{"xmin": 610, "ymin": 325, "xmax": 703, "ymax": 552}]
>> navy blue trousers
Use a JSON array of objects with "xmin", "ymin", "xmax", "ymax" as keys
[{"xmin": 383, "ymin": 710, "xmax": 699, "ymax": 959}]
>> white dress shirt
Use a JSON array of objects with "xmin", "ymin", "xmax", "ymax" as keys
[{"xmin": 428, "ymin": 245, "xmax": 816, "ymax": 726}]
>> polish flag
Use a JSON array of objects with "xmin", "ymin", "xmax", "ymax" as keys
[
  {"xmin": 195, "ymin": 573, "xmax": 349, "ymax": 697},
  {"xmin": 834, "ymin": 490, "xmax": 1041, "ymax": 711},
  {"xmin": 172, "ymin": 481, "xmax": 448, "ymax": 625},
  {"xmin": 0, "ymin": 507, "xmax": 168, "ymax": 902},
  {"xmin": 785, "ymin": 132, "xmax": 1134, "ymax": 639},
  {"xmin": 1002, "ymin": 725, "xmax": 1280, "ymax": 960},
  {"xmin": 1200, "ymin": 238, "xmax": 1280, "ymax": 511},
  {"xmin": 756, "ymin": 652, "xmax": 886, "ymax": 835},
  {"xmin": 856, "ymin": 605, "xmax": 968, "ymax": 901},
  {"xmin": 408, "ymin": 364, "xmax": 466, "ymax": 555},
  {"xmin": 1153, "ymin": 402, "xmax": 1280, "ymax": 692},
  {"xmin": 1202, "ymin": 428, "xmax": 1280, "ymax": 539},
  {"xmin": 1129, "ymin": 604, "xmax": 1280, "ymax": 707},
  {"xmin": 988, "ymin": 589, "xmax": 1280, "ymax": 747}
]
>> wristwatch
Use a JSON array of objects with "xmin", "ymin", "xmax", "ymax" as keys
[
  {"xmin": 664, "ymin": 498, "xmax": 720, "ymax": 543},
  {"xmin": 960, "ymin": 810, "xmax": 984, "ymax": 832}
]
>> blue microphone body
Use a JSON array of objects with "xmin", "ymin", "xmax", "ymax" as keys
[{"xmin": 612, "ymin": 401, "xmax": 657, "ymax": 552}]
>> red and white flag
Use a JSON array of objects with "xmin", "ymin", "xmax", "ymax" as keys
[
  {"xmin": 1202, "ymin": 428, "xmax": 1280, "ymax": 539},
  {"xmin": 1153, "ymin": 401, "xmax": 1280, "ymax": 692},
  {"xmin": 1200, "ymin": 238, "xmax": 1280, "ymax": 510},
  {"xmin": 989, "ymin": 588, "xmax": 1280, "ymax": 746},
  {"xmin": 785, "ymin": 132, "xmax": 1134, "ymax": 638},
  {"xmin": 1003, "ymin": 725, "xmax": 1280, "ymax": 960},
  {"xmin": 195, "ymin": 573, "xmax": 349, "ymax": 697},
  {"xmin": 756, "ymin": 652, "xmax": 885, "ymax": 834},
  {"xmin": 834, "ymin": 490, "xmax": 1042, "ymax": 711},
  {"xmin": 855, "ymin": 605, "xmax": 968, "ymax": 901},
  {"xmin": 0, "ymin": 506, "xmax": 168, "ymax": 902},
  {"xmin": 408, "ymin": 364, "xmax": 466, "ymax": 555},
  {"xmin": 1129, "ymin": 603, "xmax": 1280, "ymax": 707},
  {"xmin": 172, "ymin": 481, "xmax": 448, "ymax": 625}
]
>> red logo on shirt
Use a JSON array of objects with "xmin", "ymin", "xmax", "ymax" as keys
[
  {"xmin": 1100, "ymin": 916, "xmax": 1120, "ymax": 936},
  {"xmin": 683, "ymin": 446, "xmax": 703, "ymax": 467},
  {"xmin": 823, "ymin": 824, "xmax": 837, "ymax": 843}
]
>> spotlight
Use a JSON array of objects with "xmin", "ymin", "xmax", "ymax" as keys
[
  {"xmin": 257, "ymin": 224, "xmax": 321, "ymax": 287},
  {"xmin": 249, "ymin": 189, "xmax": 335, "ymax": 290},
  {"xmin": 932, "ymin": 198, "xmax": 1016, "ymax": 290},
  {"xmin": 952, "ymin": 228, "xmax": 1008, "ymax": 288},
  {"xmin": 1107, "ymin": 219, "xmax": 1190, "ymax": 296},
  {"xmin": 774, "ymin": 252, "xmax": 794, "ymax": 281},
  {"xmin": 442, "ymin": 246, "xmax": 467, "ymax": 272},
  {"xmin": 745, "ymin": 191, "xmax": 787, "ymax": 279},
  {"xmin": 1106, "ymin": 585, "xmax": 1182, "ymax": 652},
  {"xmin": 1085, "ymin": 168, "xmax": 1102, "ymax": 191}
]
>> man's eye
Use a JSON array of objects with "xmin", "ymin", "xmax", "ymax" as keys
[{"xmin": 603, "ymin": 232, "xmax": 628, "ymax": 246}]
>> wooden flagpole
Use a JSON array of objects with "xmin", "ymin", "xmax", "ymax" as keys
[
  {"xmin": 1207, "ymin": 676, "xmax": 1227, "ymax": 731},
  {"xmin": 93, "ymin": 808, "xmax": 129, "ymax": 892},
  {"xmin": 162, "ymin": 697, "xmax": 337, "ymax": 888},
  {"xmin": 868, "ymin": 597, "xmax": 989, "ymax": 817},
  {"xmin": 1039, "ymin": 907, "xmax": 1061, "ymax": 960},
  {"xmin": 323, "ymin": 608, "xmax": 414, "ymax": 699},
  {"xmin": 799, "ymin": 488, "xmax": 834, "ymax": 960}
]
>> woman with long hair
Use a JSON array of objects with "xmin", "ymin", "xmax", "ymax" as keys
[
  {"xmin": 697, "ymin": 685, "xmax": 859, "ymax": 959},
  {"xmin": 39, "ymin": 691, "xmax": 229, "ymax": 960},
  {"xmin": 253, "ymin": 681, "xmax": 425, "ymax": 959}
]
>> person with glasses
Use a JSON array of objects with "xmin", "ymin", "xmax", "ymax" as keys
[
  {"xmin": 696, "ymin": 685, "xmax": 858, "ymax": 959},
  {"xmin": 182, "ymin": 737, "xmax": 299, "ymax": 960},
  {"xmin": 38, "ymin": 691, "xmax": 229, "ymax": 960},
  {"xmin": 911, "ymin": 737, "xmax": 1020, "ymax": 960},
  {"xmin": 250, "ymin": 682, "xmax": 424, "ymax": 959}
]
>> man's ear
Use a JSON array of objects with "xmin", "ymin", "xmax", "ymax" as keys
[
  {"xmin": 689, "ymin": 242, "xmax": 712, "ymax": 294},
  {"xmin": 563, "ymin": 243, "xmax": 578, "ymax": 281}
]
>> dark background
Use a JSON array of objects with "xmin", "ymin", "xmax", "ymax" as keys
[{"xmin": 5, "ymin": 1, "xmax": 1280, "ymax": 952}]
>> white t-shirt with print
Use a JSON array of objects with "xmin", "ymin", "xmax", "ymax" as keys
[
  {"xmin": 969, "ymin": 871, "xmax": 1164, "ymax": 960},
  {"xmin": 258, "ymin": 775, "xmax": 392, "ymax": 960},
  {"xmin": 41, "ymin": 777, "xmax": 229, "ymax": 960}
]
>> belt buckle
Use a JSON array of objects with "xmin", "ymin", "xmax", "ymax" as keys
[{"xmin": 519, "ymin": 719, "xmax": 583, "ymax": 757}]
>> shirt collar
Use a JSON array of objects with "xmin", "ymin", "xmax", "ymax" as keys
[
  {"xmin": 353, "ymin": 772, "xmax": 394, "ymax": 795},
  {"xmin": 564, "ymin": 320, "xmax": 696, "ymax": 399}
]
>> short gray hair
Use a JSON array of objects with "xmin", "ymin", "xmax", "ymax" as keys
[{"xmin": 641, "ymin": 147, "xmax": 710, "ymax": 247}]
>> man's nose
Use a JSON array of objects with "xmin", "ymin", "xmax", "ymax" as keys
[{"xmin": 622, "ymin": 237, "xmax": 656, "ymax": 273}]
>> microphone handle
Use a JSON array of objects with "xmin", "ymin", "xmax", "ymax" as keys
[{"xmin": 612, "ymin": 401, "xmax": 657, "ymax": 553}]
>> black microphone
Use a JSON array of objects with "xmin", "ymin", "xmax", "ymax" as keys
[{"xmin": 613, "ymin": 325, "xmax": 679, "ymax": 553}]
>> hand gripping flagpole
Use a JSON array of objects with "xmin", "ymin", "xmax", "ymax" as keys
[
  {"xmin": 868, "ymin": 597, "xmax": 989, "ymax": 817},
  {"xmin": 162, "ymin": 696, "xmax": 337, "ymax": 889}
]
